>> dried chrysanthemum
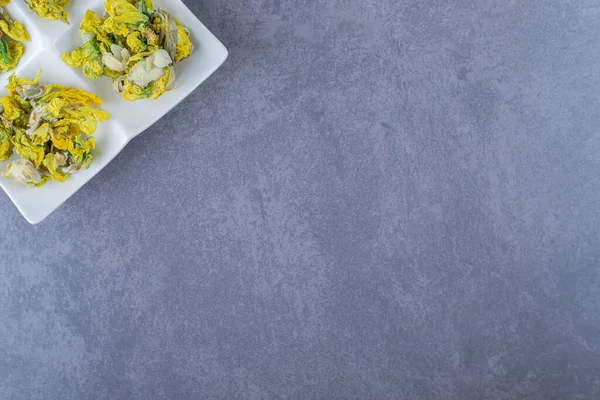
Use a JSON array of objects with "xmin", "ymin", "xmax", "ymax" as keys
[
  {"xmin": 0, "ymin": 3, "xmax": 29, "ymax": 72},
  {"xmin": 0, "ymin": 71, "xmax": 110, "ymax": 187},
  {"xmin": 24, "ymin": 0, "xmax": 69, "ymax": 23},
  {"xmin": 2, "ymin": 159, "xmax": 43, "ymax": 185},
  {"xmin": 62, "ymin": 0, "xmax": 194, "ymax": 101}
]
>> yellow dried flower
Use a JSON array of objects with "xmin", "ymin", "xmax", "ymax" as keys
[
  {"xmin": 62, "ymin": 0, "xmax": 194, "ymax": 101},
  {"xmin": 0, "ymin": 71, "xmax": 110, "ymax": 187}
]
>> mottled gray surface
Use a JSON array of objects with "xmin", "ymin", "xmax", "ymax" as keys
[{"xmin": 1, "ymin": 0, "xmax": 600, "ymax": 399}]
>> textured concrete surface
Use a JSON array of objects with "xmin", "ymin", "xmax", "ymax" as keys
[{"xmin": 1, "ymin": 0, "xmax": 600, "ymax": 398}]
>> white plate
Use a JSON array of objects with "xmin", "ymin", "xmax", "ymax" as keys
[{"xmin": 0, "ymin": 0, "xmax": 228, "ymax": 224}]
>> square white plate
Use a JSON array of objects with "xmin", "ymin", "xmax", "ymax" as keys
[{"xmin": 0, "ymin": 0, "xmax": 227, "ymax": 224}]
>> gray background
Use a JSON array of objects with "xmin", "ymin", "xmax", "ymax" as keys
[{"xmin": 1, "ymin": 0, "xmax": 600, "ymax": 398}]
